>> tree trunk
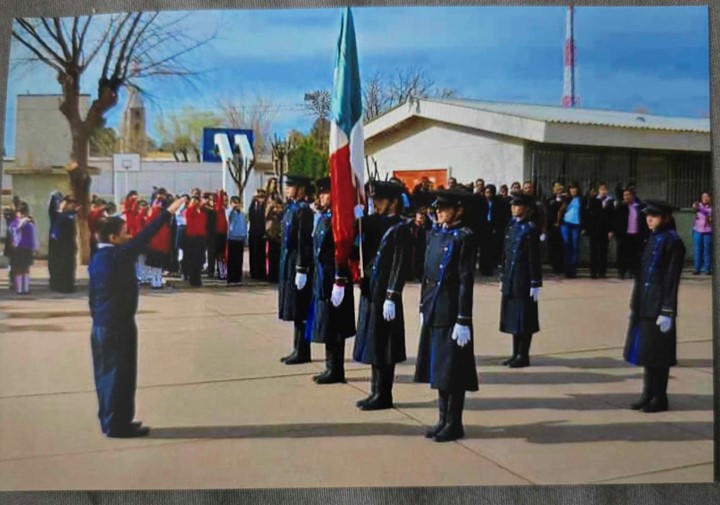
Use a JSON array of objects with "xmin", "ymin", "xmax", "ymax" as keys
[{"xmin": 67, "ymin": 132, "xmax": 92, "ymax": 265}]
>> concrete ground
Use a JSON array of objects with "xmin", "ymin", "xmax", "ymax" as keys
[{"xmin": 0, "ymin": 261, "xmax": 713, "ymax": 489}]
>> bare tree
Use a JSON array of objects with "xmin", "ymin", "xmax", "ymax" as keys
[
  {"xmin": 11, "ymin": 13, "xmax": 216, "ymax": 262},
  {"xmin": 303, "ymin": 90, "xmax": 331, "ymax": 121},
  {"xmin": 362, "ymin": 73, "xmax": 388, "ymax": 122},
  {"xmin": 154, "ymin": 107, "xmax": 222, "ymax": 162}
]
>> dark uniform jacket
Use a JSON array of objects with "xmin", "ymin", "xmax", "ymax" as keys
[
  {"xmin": 353, "ymin": 214, "xmax": 410, "ymax": 365},
  {"xmin": 499, "ymin": 217, "xmax": 542, "ymax": 335},
  {"xmin": 89, "ymin": 211, "xmax": 171, "ymax": 327},
  {"xmin": 310, "ymin": 211, "xmax": 355, "ymax": 342},
  {"xmin": 624, "ymin": 227, "xmax": 685, "ymax": 367},
  {"xmin": 278, "ymin": 199, "xmax": 314, "ymax": 322},
  {"xmin": 586, "ymin": 195, "xmax": 615, "ymax": 236},
  {"xmin": 414, "ymin": 222, "xmax": 478, "ymax": 392}
]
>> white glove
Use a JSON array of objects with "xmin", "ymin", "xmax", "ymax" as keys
[
  {"xmin": 452, "ymin": 324, "xmax": 471, "ymax": 347},
  {"xmin": 499, "ymin": 282, "xmax": 503, "ymax": 292},
  {"xmin": 382, "ymin": 300, "xmax": 396, "ymax": 321},
  {"xmin": 530, "ymin": 287, "xmax": 541, "ymax": 302},
  {"xmin": 354, "ymin": 205, "xmax": 364, "ymax": 219},
  {"xmin": 540, "ymin": 233, "xmax": 547, "ymax": 242},
  {"xmin": 628, "ymin": 309, "xmax": 633, "ymax": 320},
  {"xmin": 418, "ymin": 312, "xmax": 424, "ymax": 328},
  {"xmin": 295, "ymin": 272, "xmax": 307, "ymax": 290},
  {"xmin": 331, "ymin": 284, "xmax": 345, "ymax": 307},
  {"xmin": 656, "ymin": 315, "xmax": 673, "ymax": 333}
]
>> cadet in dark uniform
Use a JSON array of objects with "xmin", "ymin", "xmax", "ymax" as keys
[
  {"xmin": 414, "ymin": 188, "xmax": 478, "ymax": 442},
  {"xmin": 309, "ymin": 177, "xmax": 356, "ymax": 384},
  {"xmin": 278, "ymin": 175, "xmax": 315, "ymax": 365},
  {"xmin": 50, "ymin": 197, "xmax": 80, "ymax": 294},
  {"xmin": 353, "ymin": 181, "xmax": 410, "ymax": 411},
  {"xmin": 499, "ymin": 194, "xmax": 542, "ymax": 368},
  {"xmin": 89, "ymin": 196, "xmax": 186, "ymax": 437},
  {"xmin": 624, "ymin": 200, "xmax": 685, "ymax": 413}
]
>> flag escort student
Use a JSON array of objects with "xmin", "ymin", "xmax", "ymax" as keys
[
  {"xmin": 624, "ymin": 200, "xmax": 685, "ymax": 414},
  {"xmin": 278, "ymin": 174, "xmax": 315, "ymax": 366},
  {"xmin": 308, "ymin": 177, "xmax": 356, "ymax": 384},
  {"xmin": 414, "ymin": 188, "xmax": 478, "ymax": 442},
  {"xmin": 353, "ymin": 181, "xmax": 410, "ymax": 411}
]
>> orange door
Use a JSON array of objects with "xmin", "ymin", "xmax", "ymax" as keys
[{"xmin": 392, "ymin": 169, "xmax": 448, "ymax": 191}]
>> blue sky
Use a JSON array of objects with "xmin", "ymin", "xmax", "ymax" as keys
[{"xmin": 3, "ymin": 6, "xmax": 709, "ymax": 156}]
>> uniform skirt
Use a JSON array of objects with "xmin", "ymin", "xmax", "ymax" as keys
[
  {"xmin": 499, "ymin": 295, "xmax": 539, "ymax": 335},
  {"xmin": 624, "ymin": 317, "xmax": 677, "ymax": 368},
  {"xmin": 353, "ymin": 295, "xmax": 406, "ymax": 365},
  {"xmin": 10, "ymin": 247, "xmax": 34, "ymax": 271},
  {"xmin": 414, "ymin": 324, "xmax": 479, "ymax": 392},
  {"xmin": 310, "ymin": 290, "xmax": 356, "ymax": 344}
]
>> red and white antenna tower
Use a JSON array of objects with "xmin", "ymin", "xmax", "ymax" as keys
[{"xmin": 562, "ymin": 6, "xmax": 579, "ymax": 108}]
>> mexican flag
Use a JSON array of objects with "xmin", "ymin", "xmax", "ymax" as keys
[{"xmin": 329, "ymin": 7, "xmax": 365, "ymax": 275}]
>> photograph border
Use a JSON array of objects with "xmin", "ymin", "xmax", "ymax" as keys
[{"xmin": 0, "ymin": 0, "xmax": 717, "ymax": 503}]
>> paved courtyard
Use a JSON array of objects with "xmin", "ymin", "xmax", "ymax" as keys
[{"xmin": 0, "ymin": 262, "xmax": 713, "ymax": 489}]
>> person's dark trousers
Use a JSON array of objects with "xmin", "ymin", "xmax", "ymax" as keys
[
  {"xmin": 176, "ymin": 225, "xmax": 187, "ymax": 277},
  {"xmin": 206, "ymin": 234, "xmax": 217, "ymax": 277},
  {"xmin": 186, "ymin": 236, "xmax": 205, "ymax": 287},
  {"xmin": 249, "ymin": 233, "xmax": 266, "ymax": 280},
  {"xmin": 267, "ymin": 241, "xmax": 280, "ymax": 283},
  {"xmin": 168, "ymin": 221, "xmax": 180, "ymax": 274},
  {"xmin": 479, "ymin": 234, "xmax": 500, "ymax": 276},
  {"xmin": 589, "ymin": 233, "xmax": 609, "ymax": 278},
  {"xmin": 91, "ymin": 322, "xmax": 138, "ymax": 435},
  {"xmin": 617, "ymin": 233, "xmax": 640, "ymax": 278},
  {"xmin": 548, "ymin": 226, "xmax": 565, "ymax": 273},
  {"xmin": 227, "ymin": 239, "xmax": 244, "ymax": 284}
]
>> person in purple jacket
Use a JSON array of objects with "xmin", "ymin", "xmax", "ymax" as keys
[
  {"xmin": 692, "ymin": 192, "xmax": 712, "ymax": 275},
  {"xmin": 9, "ymin": 202, "xmax": 38, "ymax": 295}
]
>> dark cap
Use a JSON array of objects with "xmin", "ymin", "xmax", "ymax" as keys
[
  {"xmin": 285, "ymin": 174, "xmax": 314, "ymax": 190},
  {"xmin": 368, "ymin": 180, "xmax": 404, "ymax": 200},
  {"xmin": 642, "ymin": 199, "xmax": 678, "ymax": 216},
  {"xmin": 412, "ymin": 190, "xmax": 436, "ymax": 209},
  {"xmin": 315, "ymin": 177, "xmax": 331, "ymax": 194},
  {"xmin": 510, "ymin": 193, "xmax": 534, "ymax": 207},
  {"xmin": 432, "ymin": 188, "xmax": 475, "ymax": 209}
]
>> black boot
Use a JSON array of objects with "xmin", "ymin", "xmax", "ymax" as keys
[
  {"xmin": 502, "ymin": 335, "xmax": 520, "ymax": 366},
  {"xmin": 425, "ymin": 390, "xmax": 449, "ymax": 439},
  {"xmin": 631, "ymin": 367, "xmax": 654, "ymax": 410},
  {"xmin": 313, "ymin": 341, "xmax": 333, "ymax": 382},
  {"xmin": 643, "ymin": 367, "xmax": 669, "ymax": 413},
  {"xmin": 317, "ymin": 338, "xmax": 346, "ymax": 384},
  {"xmin": 285, "ymin": 323, "xmax": 311, "ymax": 365},
  {"xmin": 508, "ymin": 334, "xmax": 532, "ymax": 368},
  {"xmin": 280, "ymin": 326, "xmax": 299, "ymax": 363},
  {"xmin": 356, "ymin": 366, "xmax": 378, "ymax": 408},
  {"xmin": 362, "ymin": 364, "xmax": 394, "ymax": 411},
  {"xmin": 434, "ymin": 391, "xmax": 465, "ymax": 442}
]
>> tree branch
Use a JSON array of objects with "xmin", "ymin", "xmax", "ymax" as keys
[
  {"xmin": 15, "ymin": 18, "xmax": 66, "ymax": 65},
  {"xmin": 11, "ymin": 31, "xmax": 64, "ymax": 73},
  {"xmin": 101, "ymin": 13, "xmax": 133, "ymax": 79},
  {"xmin": 52, "ymin": 18, "xmax": 72, "ymax": 60},
  {"xmin": 113, "ymin": 12, "xmax": 143, "ymax": 78}
]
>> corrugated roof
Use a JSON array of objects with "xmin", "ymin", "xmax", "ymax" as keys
[{"xmin": 431, "ymin": 98, "xmax": 710, "ymax": 133}]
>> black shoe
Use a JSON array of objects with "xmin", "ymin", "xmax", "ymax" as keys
[
  {"xmin": 284, "ymin": 354, "xmax": 311, "ymax": 365},
  {"xmin": 433, "ymin": 423, "xmax": 464, "ymax": 443},
  {"xmin": 508, "ymin": 356, "xmax": 530, "ymax": 368},
  {"xmin": 692, "ymin": 271, "xmax": 700, "ymax": 275},
  {"xmin": 280, "ymin": 350, "xmax": 296, "ymax": 363},
  {"xmin": 361, "ymin": 395, "xmax": 393, "ymax": 411},
  {"xmin": 107, "ymin": 425, "xmax": 150, "ymax": 438},
  {"xmin": 316, "ymin": 373, "xmax": 346, "ymax": 385},
  {"xmin": 630, "ymin": 395, "xmax": 652, "ymax": 410},
  {"xmin": 501, "ymin": 355, "xmax": 517, "ymax": 366},
  {"xmin": 356, "ymin": 394, "xmax": 374, "ymax": 408},
  {"xmin": 425, "ymin": 393, "xmax": 448, "ymax": 439},
  {"xmin": 642, "ymin": 397, "xmax": 668, "ymax": 413},
  {"xmin": 313, "ymin": 369, "xmax": 331, "ymax": 382}
]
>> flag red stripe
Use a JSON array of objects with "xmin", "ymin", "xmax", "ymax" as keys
[{"xmin": 330, "ymin": 143, "xmax": 357, "ymax": 272}]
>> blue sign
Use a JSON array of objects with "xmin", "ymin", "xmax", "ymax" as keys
[{"xmin": 201, "ymin": 127, "xmax": 255, "ymax": 163}]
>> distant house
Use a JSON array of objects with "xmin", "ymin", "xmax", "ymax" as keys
[{"xmin": 364, "ymin": 98, "xmax": 710, "ymax": 207}]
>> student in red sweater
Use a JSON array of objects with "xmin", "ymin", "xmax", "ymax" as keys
[
  {"xmin": 88, "ymin": 199, "xmax": 107, "ymax": 258},
  {"xmin": 185, "ymin": 195, "xmax": 207, "ymax": 287},
  {"xmin": 215, "ymin": 189, "xmax": 229, "ymax": 280},
  {"xmin": 145, "ymin": 189, "xmax": 172, "ymax": 289},
  {"xmin": 134, "ymin": 199, "xmax": 150, "ymax": 284}
]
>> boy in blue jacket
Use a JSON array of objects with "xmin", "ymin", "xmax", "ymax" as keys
[{"xmin": 89, "ymin": 196, "xmax": 186, "ymax": 438}]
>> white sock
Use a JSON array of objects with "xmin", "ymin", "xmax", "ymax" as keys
[{"xmin": 22, "ymin": 274, "xmax": 30, "ymax": 293}]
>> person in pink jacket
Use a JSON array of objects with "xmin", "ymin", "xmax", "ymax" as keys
[{"xmin": 692, "ymin": 192, "xmax": 712, "ymax": 275}]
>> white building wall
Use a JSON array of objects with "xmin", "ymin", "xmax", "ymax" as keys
[{"xmin": 366, "ymin": 118, "xmax": 526, "ymax": 187}]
